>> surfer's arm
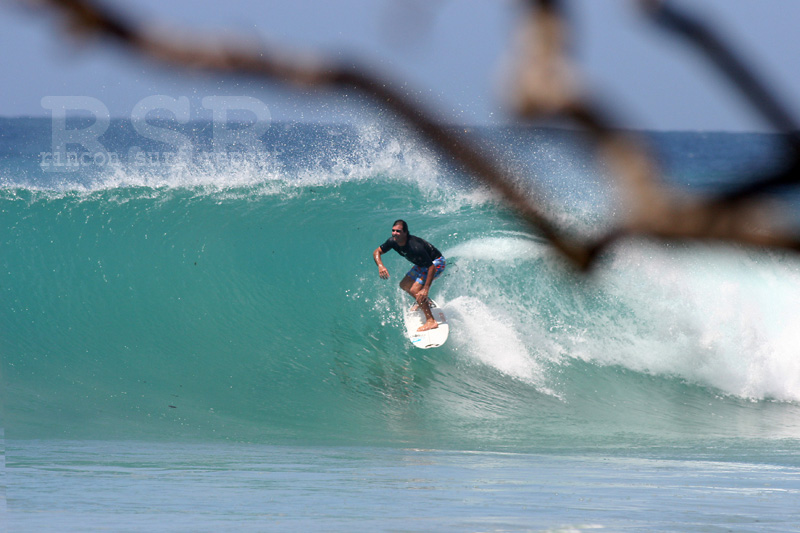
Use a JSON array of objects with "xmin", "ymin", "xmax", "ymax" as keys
[{"xmin": 373, "ymin": 247, "xmax": 390, "ymax": 279}]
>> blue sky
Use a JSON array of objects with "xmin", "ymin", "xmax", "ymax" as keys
[{"xmin": 2, "ymin": 0, "xmax": 799, "ymax": 131}]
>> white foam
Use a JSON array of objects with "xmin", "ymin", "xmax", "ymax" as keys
[
  {"xmin": 587, "ymin": 244, "xmax": 800, "ymax": 402},
  {"xmin": 440, "ymin": 234, "xmax": 800, "ymax": 403},
  {"xmin": 442, "ymin": 296, "xmax": 559, "ymax": 396},
  {"xmin": 446, "ymin": 234, "xmax": 543, "ymax": 262}
]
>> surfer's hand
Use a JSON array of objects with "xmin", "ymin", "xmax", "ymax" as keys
[
  {"xmin": 416, "ymin": 288, "xmax": 429, "ymax": 303},
  {"xmin": 378, "ymin": 266, "xmax": 390, "ymax": 279}
]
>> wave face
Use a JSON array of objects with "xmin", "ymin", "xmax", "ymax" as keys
[{"xmin": 3, "ymin": 120, "xmax": 800, "ymax": 452}]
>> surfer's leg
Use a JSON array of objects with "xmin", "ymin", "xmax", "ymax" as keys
[
  {"xmin": 416, "ymin": 302, "xmax": 438, "ymax": 331},
  {"xmin": 399, "ymin": 275, "xmax": 416, "ymax": 297},
  {"xmin": 406, "ymin": 280, "xmax": 438, "ymax": 331},
  {"xmin": 401, "ymin": 270, "xmax": 438, "ymax": 330},
  {"xmin": 414, "ymin": 258, "xmax": 445, "ymax": 331},
  {"xmin": 400, "ymin": 276, "xmax": 421, "ymax": 311}
]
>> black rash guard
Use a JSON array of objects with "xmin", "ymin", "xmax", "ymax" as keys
[{"xmin": 380, "ymin": 235, "xmax": 442, "ymax": 268}]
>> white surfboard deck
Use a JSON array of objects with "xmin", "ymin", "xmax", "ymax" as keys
[{"xmin": 404, "ymin": 299, "xmax": 449, "ymax": 349}]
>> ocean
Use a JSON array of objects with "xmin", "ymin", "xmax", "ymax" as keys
[{"xmin": 2, "ymin": 117, "xmax": 800, "ymax": 531}]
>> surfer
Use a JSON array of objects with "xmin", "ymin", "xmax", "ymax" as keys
[{"xmin": 373, "ymin": 219, "xmax": 446, "ymax": 332}]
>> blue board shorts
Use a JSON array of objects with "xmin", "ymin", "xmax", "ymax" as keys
[{"xmin": 406, "ymin": 256, "xmax": 446, "ymax": 285}]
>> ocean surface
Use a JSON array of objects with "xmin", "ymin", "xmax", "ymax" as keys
[{"xmin": 2, "ymin": 117, "xmax": 800, "ymax": 531}]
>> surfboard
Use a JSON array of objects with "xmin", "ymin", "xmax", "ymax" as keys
[{"xmin": 404, "ymin": 299, "xmax": 449, "ymax": 349}]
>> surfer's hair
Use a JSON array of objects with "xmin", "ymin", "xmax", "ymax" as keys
[{"xmin": 393, "ymin": 219, "xmax": 408, "ymax": 234}]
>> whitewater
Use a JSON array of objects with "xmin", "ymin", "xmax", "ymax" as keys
[{"xmin": 3, "ymin": 118, "xmax": 800, "ymax": 531}]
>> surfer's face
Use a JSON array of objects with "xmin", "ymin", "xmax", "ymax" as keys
[{"xmin": 392, "ymin": 224, "xmax": 407, "ymax": 243}]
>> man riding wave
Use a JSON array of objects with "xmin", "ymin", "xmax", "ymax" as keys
[{"xmin": 373, "ymin": 219, "xmax": 446, "ymax": 332}]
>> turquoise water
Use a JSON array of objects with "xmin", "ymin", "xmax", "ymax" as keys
[{"xmin": 3, "ymin": 119, "xmax": 800, "ymax": 530}]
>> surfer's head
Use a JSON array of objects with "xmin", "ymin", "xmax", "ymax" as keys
[
  {"xmin": 391, "ymin": 219, "xmax": 409, "ymax": 245},
  {"xmin": 392, "ymin": 219, "xmax": 408, "ymax": 236}
]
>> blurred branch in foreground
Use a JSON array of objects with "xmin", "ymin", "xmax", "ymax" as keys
[
  {"xmin": 21, "ymin": 0, "xmax": 800, "ymax": 269},
  {"xmin": 510, "ymin": 0, "xmax": 800, "ymax": 262}
]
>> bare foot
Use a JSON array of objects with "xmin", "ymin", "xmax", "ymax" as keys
[{"xmin": 417, "ymin": 319, "xmax": 439, "ymax": 332}]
